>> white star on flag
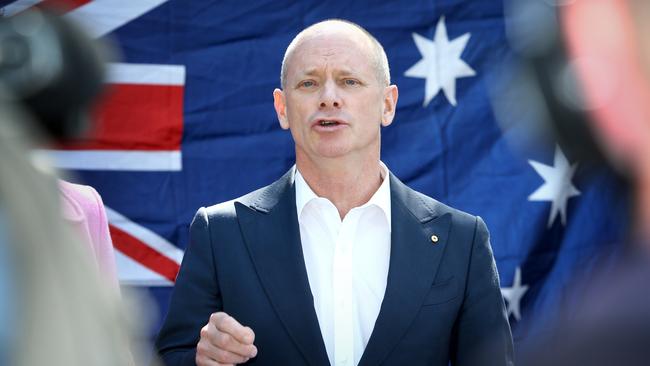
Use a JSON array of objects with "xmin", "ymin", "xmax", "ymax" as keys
[
  {"xmin": 501, "ymin": 266, "xmax": 528, "ymax": 321},
  {"xmin": 404, "ymin": 16, "xmax": 476, "ymax": 107},
  {"xmin": 528, "ymin": 145, "xmax": 581, "ymax": 227}
]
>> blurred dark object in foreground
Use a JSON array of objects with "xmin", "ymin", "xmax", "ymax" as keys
[
  {"xmin": 0, "ymin": 4, "xmax": 105, "ymax": 140},
  {"xmin": 499, "ymin": 0, "xmax": 650, "ymax": 365},
  {"xmin": 495, "ymin": 0, "xmax": 608, "ymax": 167},
  {"xmin": 500, "ymin": 0, "xmax": 650, "ymax": 241}
]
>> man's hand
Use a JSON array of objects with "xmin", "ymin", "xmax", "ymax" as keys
[{"xmin": 196, "ymin": 312, "xmax": 257, "ymax": 366}]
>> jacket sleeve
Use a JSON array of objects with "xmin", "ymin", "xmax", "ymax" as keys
[
  {"xmin": 450, "ymin": 216, "xmax": 514, "ymax": 366},
  {"xmin": 155, "ymin": 207, "xmax": 223, "ymax": 366}
]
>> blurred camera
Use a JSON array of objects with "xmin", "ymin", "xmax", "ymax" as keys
[{"xmin": 0, "ymin": 7, "xmax": 106, "ymax": 140}]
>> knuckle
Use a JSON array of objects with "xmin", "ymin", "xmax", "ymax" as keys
[
  {"xmin": 223, "ymin": 315, "xmax": 236, "ymax": 329},
  {"xmin": 244, "ymin": 326, "xmax": 255, "ymax": 342},
  {"xmin": 209, "ymin": 312, "xmax": 221, "ymax": 324},
  {"xmin": 196, "ymin": 341, "xmax": 207, "ymax": 356},
  {"xmin": 200, "ymin": 325, "xmax": 210, "ymax": 339}
]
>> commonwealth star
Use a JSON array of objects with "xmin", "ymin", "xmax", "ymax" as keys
[{"xmin": 405, "ymin": 16, "xmax": 476, "ymax": 107}]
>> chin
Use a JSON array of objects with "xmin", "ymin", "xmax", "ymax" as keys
[{"xmin": 314, "ymin": 144, "xmax": 352, "ymax": 159}]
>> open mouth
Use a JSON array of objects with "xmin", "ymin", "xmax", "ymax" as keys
[{"xmin": 318, "ymin": 120, "xmax": 341, "ymax": 127}]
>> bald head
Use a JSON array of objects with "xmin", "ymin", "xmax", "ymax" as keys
[{"xmin": 280, "ymin": 19, "xmax": 391, "ymax": 89}]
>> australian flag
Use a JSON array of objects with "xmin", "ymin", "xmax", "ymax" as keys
[{"xmin": 2, "ymin": 0, "xmax": 629, "ymax": 355}]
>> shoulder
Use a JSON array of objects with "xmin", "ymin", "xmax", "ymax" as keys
[
  {"xmin": 59, "ymin": 180, "xmax": 105, "ymax": 221},
  {"xmin": 59, "ymin": 180, "xmax": 102, "ymax": 205},
  {"xmin": 196, "ymin": 168, "xmax": 294, "ymax": 223},
  {"xmin": 197, "ymin": 187, "xmax": 263, "ymax": 222},
  {"xmin": 389, "ymin": 173, "xmax": 482, "ymax": 232}
]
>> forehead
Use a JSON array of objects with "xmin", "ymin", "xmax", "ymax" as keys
[{"xmin": 287, "ymin": 30, "xmax": 375, "ymax": 76}]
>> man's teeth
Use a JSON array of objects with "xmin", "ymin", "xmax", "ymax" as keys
[{"xmin": 320, "ymin": 120, "xmax": 338, "ymax": 126}]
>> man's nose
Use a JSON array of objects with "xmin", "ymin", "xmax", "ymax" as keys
[{"xmin": 319, "ymin": 81, "xmax": 341, "ymax": 108}]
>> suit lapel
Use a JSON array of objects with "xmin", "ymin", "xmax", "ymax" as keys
[
  {"xmin": 236, "ymin": 170, "xmax": 330, "ymax": 366},
  {"xmin": 359, "ymin": 174, "xmax": 452, "ymax": 366}
]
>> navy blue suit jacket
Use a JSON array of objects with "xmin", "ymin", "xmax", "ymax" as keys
[{"xmin": 156, "ymin": 169, "xmax": 514, "ymax": 365}]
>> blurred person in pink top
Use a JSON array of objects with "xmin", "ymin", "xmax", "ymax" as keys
[{"xmin": 59, "ymin": 180, "xmax": 119, "ymax": 289}]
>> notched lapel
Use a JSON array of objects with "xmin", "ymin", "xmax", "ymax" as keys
[
  {"xmin": 359, "ymin": 177, "xmax": 452, "ymax": 366},
  {"xmin": 236, "ymin": 174, "xmax": 330, "ymax": 366}
]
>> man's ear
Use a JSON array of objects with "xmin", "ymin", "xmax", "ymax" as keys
[
  {"xmin": 273, "ymin": 88, "xmax": 290, "ymax": 130},
  {"xmin": 381, "ymin": 85, "xmax": 398, "ymax": 127}
]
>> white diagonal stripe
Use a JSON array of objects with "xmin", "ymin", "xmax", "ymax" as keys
[
  {"xmin": 106, "ymin": 205, "xmax": 183, "ymax": 265},
  {"xmin": 64, "ymin": 0, "xmax": 168, "ymax": 38},
  {"xmin": 115, "ymin": 251, "xmax": 174, "ymax": 286},
  {"xmin": 2, "ymin": 0, "xmax": 42, "ymax": 17}
]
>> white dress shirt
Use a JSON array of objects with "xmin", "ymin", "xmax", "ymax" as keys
[{"xmin": 294, "ymin": 163, "xmax": 391, "ymax": 366}]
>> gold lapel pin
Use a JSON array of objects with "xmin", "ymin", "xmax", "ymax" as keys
[{"xmin": 430, "ymin": 234, "xmax": 439, "ymax": 243}]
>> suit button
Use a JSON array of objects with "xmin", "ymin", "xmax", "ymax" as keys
[{"xmin": 431, "ymin": 234, "xmax": 439, "ymax": 243}]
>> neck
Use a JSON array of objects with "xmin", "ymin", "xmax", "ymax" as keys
[{"xmin": 296, "ymin": 152, "xmax": 383, "ymax": 219}]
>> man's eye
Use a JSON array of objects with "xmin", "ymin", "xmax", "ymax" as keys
[
  {"xmin": 344, "ymin": 79, "xmax": 359, "ymax": 86},
  {"xmin": 300, "ymin": 80, "xmax": 315, "ymax": 88}
]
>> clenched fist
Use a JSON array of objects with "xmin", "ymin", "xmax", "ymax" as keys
[{"xmin": 196, "ymin": 312, "xmax": 257, "ymax": 366}]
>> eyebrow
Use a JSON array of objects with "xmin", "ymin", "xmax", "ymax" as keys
[
  {"xmin": 301, "ymin": 68, "xmax": 321, "ymax": 77},
  {"xmin": 298, "ymin": 68, "xmax": 359, "ymax": 78}
]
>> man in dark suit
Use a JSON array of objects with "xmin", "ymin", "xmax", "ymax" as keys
[{"xmin": 156, "ymin": 19, "xmax": 513, "ymax": 366}]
